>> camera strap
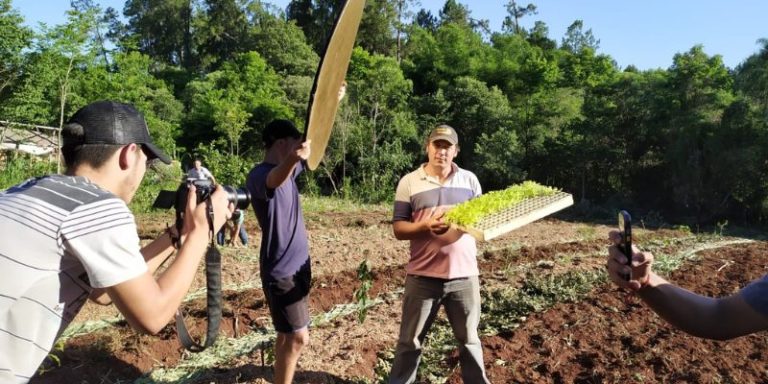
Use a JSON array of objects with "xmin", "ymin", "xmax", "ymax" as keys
[{"xmin": 175, "ymin": 200, "xmax": 223, "ymax": 352}]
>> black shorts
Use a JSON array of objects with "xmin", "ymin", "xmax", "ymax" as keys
[{"xmin": 263, "ymin": 263, "xmax": 312, "ymax": 333}]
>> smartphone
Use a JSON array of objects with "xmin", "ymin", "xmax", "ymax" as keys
[{"xmin": 617, "ymin": 210, "xmax": 632, "ymax": 281}]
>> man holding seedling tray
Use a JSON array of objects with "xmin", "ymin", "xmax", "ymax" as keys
[{"xmin": 388, "ymin": 124, "xmax": 490, "ymax": 384}]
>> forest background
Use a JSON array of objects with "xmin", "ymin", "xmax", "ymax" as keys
[{"xmin": 2, "ymin": 0, "xmax": 768, "ymax": 226}]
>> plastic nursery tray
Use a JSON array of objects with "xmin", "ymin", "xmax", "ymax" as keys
[{"xmin": 455, "ymin": 191, "xmax": 574, "ymax": 241}]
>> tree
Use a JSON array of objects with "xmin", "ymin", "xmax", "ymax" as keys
[
  {"xmin": 287, "ymin": 0, "xmax": 345, "ymax": 53},
  {"xmin": 664, "ymin": 45, "xmax": 734, "ymax": 220},
  {"xmin": 442, "ymin": 76, "xmax": 518, "ymax": 187},
  {"xmin": 0, "ymin": 0, "xmax": 33, "ymax": 99},
  {"xmin": 247, "ymin": 2, "xmax": 319, "ymax": 76},
  {"xmin": 197, "ymin": 0, "xmax": 252, "ymax": 71},
  {"xmin": 77, "ymin": 51, "xmax": 184, "ymax": 156},
  {"xmin": 734, "ymin": 38, "xmax": 768, "ymax": 117},
  {"xmin": 414, "ymin": 8, "xmax": 437, "ymax": 32},
  {"xmin": 357, "ymin": 0, "xmax": 397, "ymax": 56},
  {"xmin": 526, "ymin": 21, "xmax": 556, "ymax": 50},
  {"xmin": 438, "ymin": 0, "xmax": 470, "ymax": 27},
  {"xmin": 437, "ymin": 0, "xmax": 488, "ymax": 34},
  {"xmin": 402, "ymin": 23, "xmax": 489, "ymax": 95},
  {"xmin": 704, "ymin": 99, "xmax": 768, "ymax": 222},
  {"xmin": 502, "ymin": 1, "xmax": 536, "ymax": 35},
  {"xmin": 393, "ymin": 0, "xmax": 418, "ymax": 62},
  {"xmin": 561, "ymin": 20, "xmax": 600, "ymax": 53},
  {"xmin": 123, "ymin": 0, "xmax": 195, "ymax": 68},
  {"xmin": 328, "ymin": 47, "xmax": 416, "ymax": 201},
  {"xmin": 185, "ymin": 51, "xmax": 289, "ymax": 155},
  {"xmin": 566, "ymin": 70, "xmax": 668, "ymax": 204}
]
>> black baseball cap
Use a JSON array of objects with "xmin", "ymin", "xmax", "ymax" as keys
[
  {"xmin": 262, "ymin": 119, "xmax": 301, "ymax": 147},
  {"xmin": 64, "ymin": 100, "xmax": 171, "ymax": 164}
]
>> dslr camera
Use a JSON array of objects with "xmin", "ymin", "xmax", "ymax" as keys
[{"xmin": 153, "ymin": 178, "xmax": 251, "ymax": 214}]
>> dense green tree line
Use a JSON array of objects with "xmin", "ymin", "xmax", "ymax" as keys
[{"xmin": 1, "ymin": 0, "xmax": 768, "ymax": 225}]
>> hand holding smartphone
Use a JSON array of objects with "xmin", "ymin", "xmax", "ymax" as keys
[{"xmin": 617, "ymin": 210, "xmax": 632, "ymax": 281}]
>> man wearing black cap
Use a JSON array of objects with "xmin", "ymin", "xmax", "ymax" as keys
[
  {"xmin": 0, "ymin": 100, "xmax": 232, "ymax": 383},
  {"xmin": 389, "ymin": 124, "xmax": 490, "ymax": 383},
  {"xmin": 246, "ymin": 119, "xmax": 311, "ymax": 384}
]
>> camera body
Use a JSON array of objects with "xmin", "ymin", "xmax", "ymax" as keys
[{"xmin": 153, "ymin": 178, "xmax": 251, "ymax": 213}]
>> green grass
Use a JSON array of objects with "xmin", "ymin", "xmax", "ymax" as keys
[{"xmin": 301, "ymin": 195, "xmax": 390, "ymax": 213}]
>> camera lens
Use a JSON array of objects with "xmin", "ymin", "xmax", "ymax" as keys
[{"xmin": 223, "ymin": 186, "xmax": 251, "ymax": 210}]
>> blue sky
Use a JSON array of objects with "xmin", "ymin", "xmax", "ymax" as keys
[{"xmin": 11, "ymin": 0, "xmax": 768, "ymax": 70}]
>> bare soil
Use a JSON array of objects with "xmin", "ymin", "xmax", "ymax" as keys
[{"xmin": 31, "ymin": 209, "xmax": 768, "ymax": 384}]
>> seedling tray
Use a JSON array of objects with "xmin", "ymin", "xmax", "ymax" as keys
[{"xmin": 454, "ymin": 191, "xmax": 573, "ymax": 241}]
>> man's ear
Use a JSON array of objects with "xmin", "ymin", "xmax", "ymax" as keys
[{"xmin": 118, "ymin": 144, "xmax": 139, "ymax": 170}]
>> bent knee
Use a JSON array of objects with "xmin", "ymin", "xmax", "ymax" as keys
[{"xmin": 290, "ymin": 328, "xmax": 310, "ymax": 348}]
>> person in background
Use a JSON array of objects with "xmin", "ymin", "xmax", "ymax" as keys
[
  {"xmin": 388, "ymin": 124, "xmax": 490, "ymax": 384},
  {"xmin": 246, "ymin": 119, "xmax": 311, "ymax": 384},
  {"xmin": 187, "ymin": 159, "xmax": 216, "ymax": 184},
  {"xmin": 0, "ymin": 101, "xmax": 232, "ymax": 383},
  {"xmin": 217, "ymin": 208, "xmax": 248, "ymax": 247},
  {"xmin": 606, "ymin": 231, "xmax": 768, "ymax": 340}
]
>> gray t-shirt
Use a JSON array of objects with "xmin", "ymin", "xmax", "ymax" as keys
[
  {"xmin": 246, "ymin": 161, "xmax": 309, "ymax": 281},
  {"xmin": 741, "ymin": 274, "xmax": 768, "ymax": 315}
]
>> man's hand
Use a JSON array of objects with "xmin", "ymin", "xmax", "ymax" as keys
[
  {"xmin": 184, "ymin": 184, "xmax": 234, "ymax": 236},
  {"xmin": 290, "ymin": 139, "xmax": 311, "ymax": 163},
  {"xmin": 607, "ymin": 230, "xmax": 654, "ymax": 291},
  {"xmin": 424, "ymin": 209, "xmax": 450, "ymax": 235}
]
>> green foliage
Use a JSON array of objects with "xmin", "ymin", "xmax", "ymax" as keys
[
  {"xmin": 357, "ymin": 0, "xmax": 398, "ymax": 56},
  {"xmin": 77, "ymin": 51, "xmax": 184, "ymax": 156},
  {"xmin": 352, "ymin": 141, "xmax": 413, "ymax": 203},
  {"xmin": 442, "ymin": 76, "xmax": 515, "ymax": 175},
  {"xmin": 2, "ymin": 6, "xmax": 100, "ymax": 125},
  {"xmin": 129, "ymin": 161, "xmax": 185, "ymax": 213},
  {"xmin": 481, "ymin": 269, "xmax": 604, "ymax": 334},
  {"xmin": 353, "ymin": 257, "xmax": 373, "ymax": 323},
  {"xmin": 444, "ymin": 181, "xmax": 559, "ymax": 227},
  {"xmin": 250, "ymin": 7, "xmax": 319, "ymax": 77},
  {"xmin": 123, "ymin": 0, "xmax": 193, "ymax": 67},
  {"xmin": 192, "ymin": 141, "xmax": 255, "ymax": 187},
  {"xmin": 185, "ymin": 51, "xmax": 290, "ymax": 155},
  {"xmin": 0, "ymin": 0, "xmax": 33, "ymax": 97},
  {"xmin": 473, "ymin": 128, "xmax": 525, "ymax": 189},
  {"xmin": 0, "ymin": 153, "xmax": 56, "ymax": 190},
  {"xmin": 4, "ymin": 1, "xmax": 768, "ymax": 225}
]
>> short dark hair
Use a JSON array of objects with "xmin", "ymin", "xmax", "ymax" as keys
[
  {"xmin": 262, "ymin": 119, "xmax": 301, "ymax": 148},
  {"xmin": 61, "ymin": 122, "xmax": 123, "ymax": 169}
]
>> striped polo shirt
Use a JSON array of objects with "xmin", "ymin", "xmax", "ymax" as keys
[
  {"xmin": 393, "ymin": 163, "xmax": 482, "ymax": 279},
  {"xmin": 0, "ymin": 175, "xmax": 147, "ymax": 383}
]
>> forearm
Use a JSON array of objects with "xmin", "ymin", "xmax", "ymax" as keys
[
  {"xmin": 91, "ymin": 229, "xmax": 178, "ymax": 306},
  {"xmin": 393, "ymin": 220, "xmax": 428, "ymax": 240},
  {"xmin": 638, "ymin": 273, "xmax": 739, "ymax": 340},
  {"xmin": 151, "ymin": 228, "xmax": 210, "ymax": 318},
  {"xmin": 117, "ymin": 227, "xmax": 211, "ymax": 333},
  {"xmin": 141, "ymin": 229, "xmax": 178, "ymax": 274},
  {"xmin": 266, "ymin": 158, "xmax": 299, "ymax": 189}
]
